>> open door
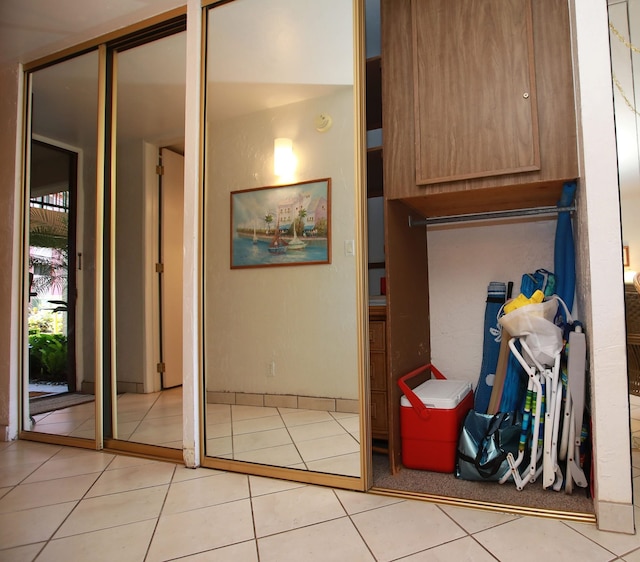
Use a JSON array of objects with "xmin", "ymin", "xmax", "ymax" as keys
[{"xmin": 158, "ymin": 147, "xmax": 184, "ymax": 389}]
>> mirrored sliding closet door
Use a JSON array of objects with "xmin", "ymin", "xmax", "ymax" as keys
[{"xmin": 202, "ymin": 0, "xmax": 366, "ymax": 482}]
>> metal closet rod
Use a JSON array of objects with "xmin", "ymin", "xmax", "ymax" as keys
[{"xmin": 408, "ymin": 204, "xmax": 576, "ymax": 227}]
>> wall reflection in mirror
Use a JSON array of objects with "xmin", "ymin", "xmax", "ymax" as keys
[
  {"xmin": 25, "ymin": 51, "xmax": 99, "ymax": 438},
  {"xmin": 203, "ymin": 0, "xmax": 362, "ymax": 477}
]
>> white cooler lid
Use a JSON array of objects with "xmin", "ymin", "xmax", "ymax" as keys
[{"xmin": 400, "ymin": 379, "xmax": 472, "ymax": 409}]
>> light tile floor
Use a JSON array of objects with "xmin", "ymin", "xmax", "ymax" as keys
[
  {"xmin": 0, "ymin": 439, "xmax": 639, "ymax": 561},
  {"xmin": 4, "ymin": 393, "xmax": 637, "ymax": 560}
]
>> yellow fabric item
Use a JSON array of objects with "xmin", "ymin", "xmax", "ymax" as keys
[{"xmin": 503, "ymin": 289, "xmax": 545, "ymax": 314}]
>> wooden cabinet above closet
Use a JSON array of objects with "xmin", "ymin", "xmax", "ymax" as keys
[{"xmin": 382, "ymin": 0, "xmax": 578, "ymax": 218}]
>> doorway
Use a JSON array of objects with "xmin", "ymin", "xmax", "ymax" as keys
[
  {"xmin": 27, "ymin": 140, "xmax": 78, "ymax": 402},
  {"xmin": 157, "ymin": 147, "xmax": 184, "ymax": 390}
]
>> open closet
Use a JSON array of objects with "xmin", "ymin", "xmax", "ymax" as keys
[{"xmin": 366, "ymin": 0, "xmax": 595, "ymax": 519}]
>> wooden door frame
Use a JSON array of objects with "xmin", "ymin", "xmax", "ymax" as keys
[
  {"xmin": 143, "ymin": 141, "xmax": 162, "ymax": 394},
  {"xmin": 142, "ymin": 140, "xmax": 184, "ymax": 393}
]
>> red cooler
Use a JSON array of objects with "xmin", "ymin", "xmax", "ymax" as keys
[{"xmin": 398, "ymin": 364, "xmax": 473, "ymax": 472}]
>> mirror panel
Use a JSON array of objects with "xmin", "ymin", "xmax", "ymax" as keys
[
  {"xmin": 25, "ymin": 51, "xmax": 99, "ymax": 439},
  {"xmin": 203, "ymin": 0, "xmax": 363, "ymax": 477},
  {"xmin": 110, "ymin": 30, "xmax": 186, "ymax": 448}
]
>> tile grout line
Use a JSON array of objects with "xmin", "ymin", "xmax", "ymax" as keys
[{"xmin": 30, "ymin": 450, "xmax": 120, "ymax": 560}]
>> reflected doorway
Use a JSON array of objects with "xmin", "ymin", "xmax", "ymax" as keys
[
  {"xmin": 23, "ymin": 47, "xmax": 99, "ymax": 441},
  {"xmin": 28, "ymin": 140, "xmax": 79, "ymax": 411},
  {"xmin": 158, "ymin": 147, "xmax": 184, "ymax": 390}
]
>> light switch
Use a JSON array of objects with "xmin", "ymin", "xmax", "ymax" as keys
[{"xmin": 345, "ymin": 240, "xmax": 355, "ymax": 256}]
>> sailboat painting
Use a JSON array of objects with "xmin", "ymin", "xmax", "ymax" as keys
[{"xmin": 230, "ymin": 178, "xmax": 331, "ymax": 269}]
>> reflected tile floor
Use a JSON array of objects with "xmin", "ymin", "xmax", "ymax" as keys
[
  {"xmin": 30, "ymin": 389, "xmax": 361, "ymax": 476},
  {"xmin": 205, "ymin": 403, "xmax": 360, "ymax": 476},
  {"xmin": 0, "ymin": 440, "xmax": 639, "ymax": 561}
]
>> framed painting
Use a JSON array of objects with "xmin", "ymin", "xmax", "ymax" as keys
[{"xmin": 230, "ymin": 178, "xmax": 331, "ymax": 269}]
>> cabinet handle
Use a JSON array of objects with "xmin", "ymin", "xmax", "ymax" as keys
[{"xmin": 523, "ymin": 92, "xmax": 530, "ymax": 99}]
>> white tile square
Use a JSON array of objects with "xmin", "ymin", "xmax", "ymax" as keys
[
  {"xmin": 178, "ymin": 540, "xmax": 259, "ymax": 561},
  {"xmin": 333, "ymin": 413, "xmax": 360, "ymax": 434},
  {"xmin": 23, "ymin": 451, "xmax": 115, "ymax": 483},
  {"xmin": 128, "ymin": 414, "xmax": 182, "ymax": 445},
  {"xmin": 0, "ymin": 502, "xmax": 76, "ymax": 549},
  {"xmin": 234, "ymin": 444, "xmax": 303, "ymax": 467},
  {"xmin": 172, "ymin": 465, "xmax": 226, "ymax": 483},
  {"xmin": 232, "ymin": 415, "xmax": 284, "ymax": 435},
  {"xmin": 248, "ymin": 475, "xmax": 306, "ymax": 497},
  {"xmin": 37, "ymin": 519, "xmax": 156, "ymax": 562},
  {"xmin": 107, "ymin": 454, "xmax": 163, "ymax": 470},
  {"xmin": 0, "ymin": 542, "xmax": 46, "ymax": 561},
  {"xmin": 163, "ymin": 472, "xmax": 249, "ymax": 514},
  {"xmin": 287, "ymin": 420, "xmax": 347, "ymax": 443},
  {"xmin": 233, "ymin": 428, "xmax": 293, "ymax": 453},
  {"xmin": 306, "ymin": 452, "xmax": 361, "ymax": 476},
  {"xmin": 334, "ymin": 489, "xmax": 404, "ymax": 514},
  {"xmin": 622, "ymin": 547, "xmax": 640, "ymax": 561},
  {"xmin": 146, "ymin": 499, "xmax": 254, "ymax": 561},
  {"xmin": 438, "ymin": 504, "xmax": 520, "ymax": 534},
  {"xmin": 206, "ymin": 403, "xmax": 232, "ymax": 424},
  {"xmin": 86, "ymin": 462, "xmax": 175, "ymax": 497},
  {"xmin": 55, "ymin": 485, "xmax": 167, "ymax": 538},
  {"xmin": 401, "ymin": 536, "xmax": 497, "ymax": 561},
  {"xmin": 0, "ymin": 461, "xmax": 47, "ymax": 487},
  {"xmin": 258, "ymin": 517, "xmax": 374, "ymax": 561},
  {"xmin": 280, "ymin": 409, "xmax": 334, "ymax": 427},
  {"xmin": 206, "ymin": 421, "xmax": 232, "ymax": 439},
  {"xmin": 564, "ymin": 505, "xmax": 640, "ymax": 556},
  {"xmin": 206, "ymin": 436, "xmax": 233, "ymax": 457},
  {"xmin": 296, "ymin": 433, "xmax": 359, "ymax": 462},
  {"xmin": 0, "ymin": 441, "xmax": 61, "ymax": 469},
  {"xmin": 474, "ymin": 516, "xmax": 614, "ymax": 561},
  {"xmin": 0, "ymin": 473, "xmax": 99, "ymax": 513},
  {"xmin": 232, "ymin": 405, "xmax": 279, "ymax": 421},
  {"xmin": 351, "ymin": 500, "xmax": 465, "ymax": 561},
  {"xmin": 252, "ymin": 485, "xmax": 346, "ymax": 537}
]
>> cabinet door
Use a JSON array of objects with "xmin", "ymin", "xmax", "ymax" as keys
[
  {"xmin": 369, "ymin": 320, "xmax": 386, "ymax": 351},
  {"xmin": 413, "ymin": 0, "xmax": 539, "ymax": 185},
  {"xmin": 370, "ymin": 351, "xmax": 386, "ymax": 392},
  {"xmin": 371, "ymin": 390, "xmax": 389, "ymax": 436}
]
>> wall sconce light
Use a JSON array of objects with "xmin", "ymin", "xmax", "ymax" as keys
[{"xmin": 274, "ymin": 137, "xmax": 295, "ymax": 177}]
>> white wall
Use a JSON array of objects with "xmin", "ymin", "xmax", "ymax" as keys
[
  {"xmin": 428, "ymin": 219, "xmax": 557, "ymax": 386},
  {"xmin": 115, "ymin": 140, "xmax": 145, "ymax": 389},
  {"xmin": 573, "ymin": 0, "xmax": 633, "ymax": 533},
  {"xmin": 204, "ymin": 88, "xmax": 360, "ymax": 400}
]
